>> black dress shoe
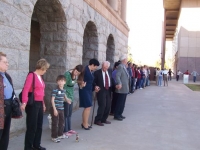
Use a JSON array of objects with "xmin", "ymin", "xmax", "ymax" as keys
[
  {"xmin": 94, "ymin": 122, "xmax": 104, "ymax": 126},
  {"xmin": 114, "ymin": 117, "xmax": 123, "ymax": 121},
  {"xmin": 120, "ymin": 115, "xmax": 126, "ymax": 119},
  {"xmin": 102, "ymin": 120, "xmax": 111, "ymax": 124},
  {"xmin": 32, "ymin": 146, "xmax": 46, "ymax": 150},
  {"xmin": 109, "ymin": 113, "xmax": 114, "ymax": 116}
]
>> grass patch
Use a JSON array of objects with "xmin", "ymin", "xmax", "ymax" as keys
[{"xmin": 185, "ymin": 84, "xmax": 200, "ymax": 91}]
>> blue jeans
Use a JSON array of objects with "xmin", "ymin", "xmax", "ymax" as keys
[
  {"xmin": 64, "ymin": 102, "xmax": 73, "ymax": 132},
  {"xmin": 131, "ymin": 77, "xmax": 135, "ymax": 92},
  {"xmin": 136, "ymin": 78, "xmax": 141, "ymax": 89},
  {"xmin": 158, "ymin": 76, "xmax": 162, "ymax": 86},
  {"xmin": 193, "ymin": 76, "xmax": 196, "ymax": 82},
  {"xmin": 140, "ymin": 78, "xmax": 144, "ymax": 88}
]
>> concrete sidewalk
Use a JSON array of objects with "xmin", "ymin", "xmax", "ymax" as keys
[{"xmin": 9, "ymin": 80, "xmax": 200, "ymax": 150}]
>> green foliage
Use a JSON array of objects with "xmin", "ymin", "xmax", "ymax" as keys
[
  {"xmin": 185, "ymin": 84, "xmax": 200, "ymax": 91},
  {"xmin": 128, "ymin": 46, "xmax": 134, "ymax": 63}
]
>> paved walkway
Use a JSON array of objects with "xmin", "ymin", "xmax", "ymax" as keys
[{"xmin": 9, "ymin": 80, "xmax": 200, "ymax": 150}]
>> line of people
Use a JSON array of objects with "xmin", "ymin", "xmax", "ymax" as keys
[
  {"xmin": 0, "ymin": 52, "xmax": 133, "ymax": 150},
  {"xmin": 176, "ymin": 70, "xmax": 199, "ymax": 82}
]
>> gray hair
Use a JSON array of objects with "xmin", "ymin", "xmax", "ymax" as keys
[
  {"xmin": 119, "ymin": 54, "xmax": 127, "ymax": 61},
  {"xmin": 102, "ymin": 61, "xmax": 110, "ymax": 67}
]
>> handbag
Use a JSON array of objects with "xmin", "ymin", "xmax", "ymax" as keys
[
  {"xmin": 12, "ymin": 95, "xmax": 23, "ymax": 119},
  {"xmin": 19, "ymin": 72, "xmax": 35, "ymax": 105}
]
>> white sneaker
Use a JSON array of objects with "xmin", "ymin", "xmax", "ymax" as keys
[
  {"xmin": 58, "ymin": 134, "xmax": 68, "ymax": 139},
  {"xmin": 140, "ymin": 88, "xmax": 143, "ymax": 89},
  {"xmin": 52, "ymin": 138, "xmax": 60, "ymax": 143}
]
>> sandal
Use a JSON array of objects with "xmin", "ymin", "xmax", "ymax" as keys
[{"xmin": 68, "ymin": 130, "xmax": 77, "ymax": 134}]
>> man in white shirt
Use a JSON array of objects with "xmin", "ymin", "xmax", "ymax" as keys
[
  {"xmin": 176, "ymin": 70, "xmax": 183, "ymax": 81},
  {"xmin": 163, "ymin": 68, "xmax": 168, "ymax": 86},
  {"xmin": 143, "ymin": 65, "xmax": 148, "ymax": 87},
  {"xmin": 93, "ymin": 61, "xmax": 112, "ymax": 126}
]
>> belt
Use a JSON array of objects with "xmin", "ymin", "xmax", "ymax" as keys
[
  {"xmin": 67, "ymin": 85, "xmax": 74, "ymax": 87},
  {"xmin": 4, "ymin": 99, "xmax": 12, "ymax": 105}
]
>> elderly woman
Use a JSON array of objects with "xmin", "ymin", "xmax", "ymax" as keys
[
  {"xmin": 21, "ymin": 59, "xmax": 50, "ymax": 150},
  {"xmin": 63, "ymin": 65, "xmax": 84, "ymax": 136},
  {"xmin": 78, "ymin": 59, "xmax": 100, "ymax": 130},
  {"xmin": 0, "ymin": 52, "xmax": 15, "ymax": 150}
]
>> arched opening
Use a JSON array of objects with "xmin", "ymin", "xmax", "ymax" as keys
[
  {"xmin": 106, "ymin": 34, "xmax": 115, "ymax": 68},
  {"xmin": 30, "ymin": 0, "xmax": 67, "ymax": 109},
  {"xmin": 82, "ymin": 21, "xmax": 98, "ymax": 67}
]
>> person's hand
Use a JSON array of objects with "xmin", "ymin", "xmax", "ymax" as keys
[
  {"xmin": 21, "ymin": 103, "xmax": 26, "ymax": 111},
  {"xmin": 80, "ymin": 81, "xmax": 86, "ymax": 88},
  {"xmin": 67, "ymin": 99, "xmax": 71, "ymax": 104},
  {"xmin": 116, "ymin": 84, "xmax": 122, "ymax": 89},
  {"xmin": 95, "ymin": 86, "xmax": 100, "ymax": 92},
  {"xmin": 54, "ymin": 109, "xmax": 58, "ymax": 116},
  {"xmin": 43, "ymin": 105, "xmax": 46, "ymax": 112}
]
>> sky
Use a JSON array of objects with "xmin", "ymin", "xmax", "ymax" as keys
[{"xmin": 127, "ymin": 0, "xmax": 164, "ymax": 66}]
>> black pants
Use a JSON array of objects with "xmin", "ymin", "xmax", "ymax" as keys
[
  {"xmin": 95, "ymin": 89, "xmax": 111, "ymax": 123},
  {"xmin": 176, "ymin": 75, "xmax": 179, "ymax": 81},
  {"xmin": 0, "ymin": 99, "xmax": 12, "ymax": 150},
  {"xmin": 24, "ymin": 101, "xmax": 43, "ymax": 150},
  {"xmin": 131, "ymin": 77, "xmax": 135, "ymax": 92},
  {"xmin": 50, "ymin": 108, "xmax": 64, "ymax": 138},
  {"xmin": 110, "ymin": 92, "xmax": 117, "ymax": 114},
  {"xmin": 168, "ymin": 75, "xmax": 172, "ymax": 81},
  {"xmin": 63, "ymin": 102, "xmax": 73, "ymax": 132},
  {"xmin": 114, "ymin": 93, "xmax": 127, "ymax": 118}
]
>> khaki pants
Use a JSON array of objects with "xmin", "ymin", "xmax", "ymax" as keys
[{"xmin": 163, "ymin": 74, "xmax": 168, "ymax": 86}]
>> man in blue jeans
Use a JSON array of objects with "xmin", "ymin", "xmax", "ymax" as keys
[{"xmin": 191, "ymin": 70, "xmax": 199, "ymax": 82}]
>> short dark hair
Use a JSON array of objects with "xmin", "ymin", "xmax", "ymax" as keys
[
  {"xmin": 114, "ymin": 62, "xmax": 120, "ymax": 68},
  {"xmin": 56, "ymin": 75, "xmax": 66, "ymax": 82},
  {"xmin": 89, "ymin": 58, "xmax": 100, "ymax": 66}
]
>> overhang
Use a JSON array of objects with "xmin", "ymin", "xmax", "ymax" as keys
[{"xmin": 163, "ymin": 0, "xmax": 181, "ymax": 41}]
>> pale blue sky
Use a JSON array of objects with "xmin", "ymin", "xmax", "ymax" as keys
[{"xmin": 127, "ymin": 0, "xmax": 164, "ymax": 66}]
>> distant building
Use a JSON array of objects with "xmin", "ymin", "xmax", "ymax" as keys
[{"xmin": 163, "ymin": 0, "xmax": 200, "ymax": 80}]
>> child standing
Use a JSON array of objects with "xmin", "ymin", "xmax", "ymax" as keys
[{"xmin": 50, "ymin": 75, "xmax": 71, "ymax": 143}]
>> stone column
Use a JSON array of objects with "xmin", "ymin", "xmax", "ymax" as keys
[
  {"xmin": 121, "ymin": 0, "xmax": 127, "ymax": 22},
  {"xmin": 107, "ymin": 0, "xmax": 118, "ymax": 11}
]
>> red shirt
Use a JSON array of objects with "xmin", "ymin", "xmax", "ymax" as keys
[
  {"xmin": 184, "ymin": 71, "xmax": 190, "ymax": 75},
  {"xmin": 132, "ymin": 67, "xmax": 135, "ymax": 78},
  {"xmin": 137, "ymin": 70, "xmax": 141, "ymax": 79},
  {"xmin": 22, "ymin": 73, "xmax": 45, "ymax": 104}
]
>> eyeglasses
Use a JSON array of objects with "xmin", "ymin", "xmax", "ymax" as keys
[{"xmin": 0, "ymin": 61, "xmax": 9, "ymax": 64}]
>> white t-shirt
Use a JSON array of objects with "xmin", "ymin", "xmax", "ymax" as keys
[{"xmin": 37, "ymin": 74, "xmax": 44, "ymax": 86}]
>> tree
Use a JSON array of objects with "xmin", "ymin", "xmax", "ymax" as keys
[{"xmin": 128, "ymin": 46, "xmax": 134, "ymax": 63}]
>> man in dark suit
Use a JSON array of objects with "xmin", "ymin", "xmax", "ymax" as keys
[{"xmin": 93, "ymin": 61, "xmax": 113, "ymax": 126}]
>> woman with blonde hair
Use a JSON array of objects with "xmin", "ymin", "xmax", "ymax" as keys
[{"xmin": 21, "ymin": 58, "xmax": 50, "ymax": 150}]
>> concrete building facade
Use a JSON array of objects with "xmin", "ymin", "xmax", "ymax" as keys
[
  {"xmin": 0, "ymin": 0, "xmax": 129, "ymax": 134},
  {"xmin": 172, "ymin": 0, "xmax": 200, "ymax": 79}
]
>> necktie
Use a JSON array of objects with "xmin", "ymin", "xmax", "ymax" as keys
[{"xmin": 105, "ymin": 72, "xmax": 109, "ymax": 90}]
